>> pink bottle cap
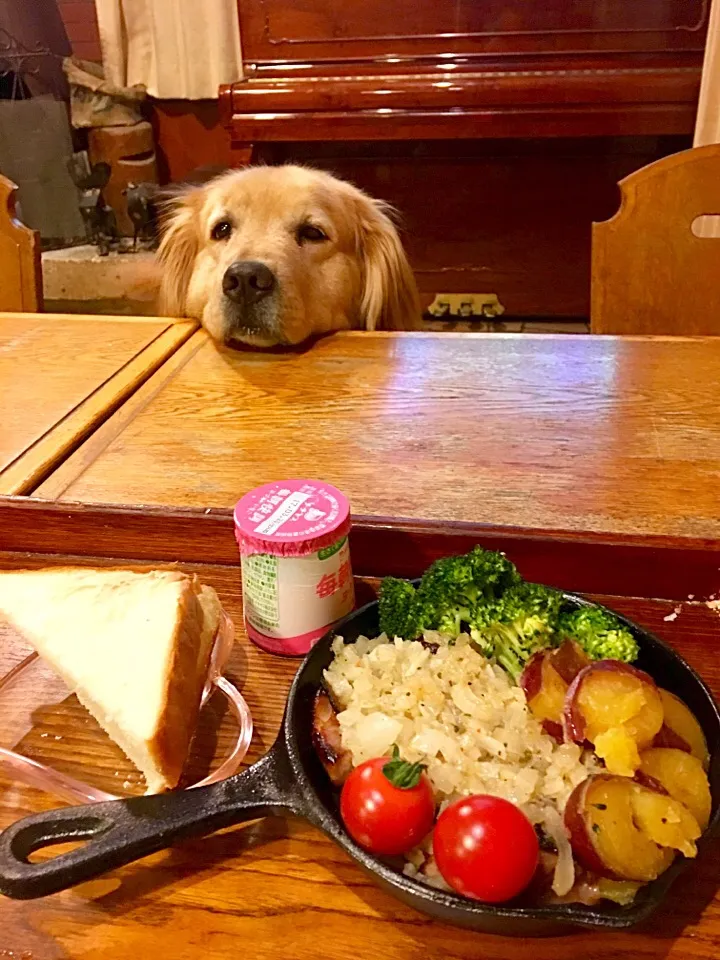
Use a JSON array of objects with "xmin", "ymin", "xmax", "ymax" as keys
[{"xmin": 234, "ymin": 480, "xmax": 351, "ymax": 556}]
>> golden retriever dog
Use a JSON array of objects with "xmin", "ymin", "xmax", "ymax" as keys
[{"xmin": 156, "ymin": 165, "xmax": 420, "ymax": 348}]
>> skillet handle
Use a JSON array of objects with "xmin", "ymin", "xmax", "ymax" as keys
[{"xmin": 0, "ymin": 745, "xmax": 302, "ymax": 900}]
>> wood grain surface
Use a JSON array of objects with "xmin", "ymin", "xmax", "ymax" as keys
[
  {"xmin": 0, "ymin": 506, "xmax": 719, "ymax": 960},
  {"xmin": 37, "ymin": 331, "xmax": 720, "ymax": 540},
  {"xmin": 0, "ymin": 314, "xmax": 197, "ymax": 495}
]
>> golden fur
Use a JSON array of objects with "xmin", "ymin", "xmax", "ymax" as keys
[{"xmin": 156, "ymin": 165, "xmax": 420, "ymax": 347}]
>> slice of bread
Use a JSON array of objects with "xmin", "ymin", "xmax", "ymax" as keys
[{"xmin": 0, "ymin": 567, "xmax": 222, "ymax": 793}]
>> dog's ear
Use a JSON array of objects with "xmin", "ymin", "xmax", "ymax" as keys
[
  {"xmin": 156, "ymin": 189, "xmax": 202, "ymax": 317},
  {"xmin": 357, "ymin": 199, "xmax": 420, "ymax": 331}
]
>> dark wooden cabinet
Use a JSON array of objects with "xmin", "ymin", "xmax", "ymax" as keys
[
  {"xmin": 223, "ymin": 0, "xmax": 707, "ymax": 148},
  {"xmin": 217, "ymin": 1, "xmax": 708, "ymax": 319}
]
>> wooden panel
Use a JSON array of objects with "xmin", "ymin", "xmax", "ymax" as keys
[
  {"xmin": 0, "ymin": 508, "xmax": 719, "ymax": 959},
  {"xmin": 0, "ymin": 314, "xmax": 196, "ymax": 494},
  {"xmin": 57, "ymin": 0, "xmax": 102, "ymax": 62},
  {"xmin": 0, "ymin": 323, "xmax": 198, "ymax": 496},
  {"xmin": 592, "ymin": 144, "xmax": 720, "ymax": 335},
  {"xmin": 0, "ymin": 176, "xmax": 42, "ymax": 313},
  {"xmin": 151, "ymin": 100, "xmax": 231, "ymax": 184},
  {"xmin": 2, "ymin": 499, "xmax": 720, "ymax": 601},
  {"xmin": 227, "ymin": 69, "xmax": 702, "ymax": 113},
  {"xmin": 269, "ymin": 137, "xmax": 684, "ymax": 317},
  {"xmin": 238, "ymin": 0, "xmax": 709, "ymax": 62},
  {"xmin": 224, "ymin": 67, "xmax": 701, "ymax": 141},
  {"xmin": 33, "ymin": 331, "xmax": 720, "ymax": 541},
  {"xmin": 226, "ymin": 103, "xmax": 699, "ymax": 143}
]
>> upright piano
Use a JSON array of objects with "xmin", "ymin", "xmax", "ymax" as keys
[{"xmin": 220, "ymin": 1, "xmax": 708, "ymax": 319}]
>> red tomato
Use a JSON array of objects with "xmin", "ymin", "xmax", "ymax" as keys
[
  {"xmin": 340, "ymin": 753, "xmax": 435, "ymax": 856},
  {"xmin": 433, "ymin": 795, "xmax": 539, "ymax": 902}
]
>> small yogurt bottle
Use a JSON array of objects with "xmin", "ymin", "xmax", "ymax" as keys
[{"xmin": 234, "ymin": 480, "xmax": 355, "ymax": 656}]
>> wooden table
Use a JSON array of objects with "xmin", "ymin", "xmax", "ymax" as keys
[
  {"xmin": 0, "ymin": 500, "xmax": 719, "ymax": 960},
  {"xmin": 2, "ymin": 326, "xmax": 720, "ymax": 957},
  {"xmin": 34, "ymin": 331, "xmax": 720, "ymax": 540},
  {"xmin": 0, "ymin": 313, "xmax": 196, "ymax": 496}
]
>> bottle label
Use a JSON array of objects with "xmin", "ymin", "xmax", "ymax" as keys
[{"xmin": 241, "ymin": 536, "xmax": 354, "ymax": 654}]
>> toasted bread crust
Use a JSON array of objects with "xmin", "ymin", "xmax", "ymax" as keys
[{"xmin": 148, "ymin": 577, "xmax": 218, "ymax": 789}]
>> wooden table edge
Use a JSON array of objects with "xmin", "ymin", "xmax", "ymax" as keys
[
  {"xmin": 0, "ymin": 321, "xmax": 198, "ymax": 496},
  {"xmin": 4, "ymin": 318, "xmax": 707, "ymax": 342},
  {"xmin": 1, "ymin": 497, "xmax": 718, "ymax": 598},
  {"xmin": 6, "ymin": 494, "xmax": 720, "ymax": 550},
  {"xmin": 0, "ymin": 312, "xmax": 190, "ymax": 326}
]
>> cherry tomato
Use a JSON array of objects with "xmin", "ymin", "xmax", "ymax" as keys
[
  {"xmin": 340, "ymin": 749, "xmax": 435, "ymax": 856},
  {"xmin": 433, "ymin": 795, "xmax": 539, "ymax": 902}
]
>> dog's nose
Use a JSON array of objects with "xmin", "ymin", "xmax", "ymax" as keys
[{"xmin": 222, "ymin": 261, "xmax": 276, "ymax": 305}]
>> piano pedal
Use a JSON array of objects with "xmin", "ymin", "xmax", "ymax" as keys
[{"xmin": 424, "ymin": 293, "xmax": 505, "ymax": 322}]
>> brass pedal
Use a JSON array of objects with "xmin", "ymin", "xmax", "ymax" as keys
[{"xmin": 425, "ymin": 293, "xmax": 505, "ymax": 320}]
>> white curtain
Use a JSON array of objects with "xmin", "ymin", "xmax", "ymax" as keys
[
  {"xmin": 695, "ymin": 0, "xmax": 720, "ymax": 145},
  {"xmin": 94, "ymin": 0, "xmax": 243, "ymax": 100},
  {"xmin": 693, "ymin": 0, "xmax": 720, "ymax": 240}
]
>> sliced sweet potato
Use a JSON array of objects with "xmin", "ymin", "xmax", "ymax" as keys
[
  {"xmin": 521, "ymin": 651, "xmax": 567, "ymax": 737},
  {"xmin": 564, "ymin": 661, "xmax": 664, "ymax": 775},
  {"xmin": 629, "ymin": 784, "xmax": 700, "ymax": 858},
  {"xmin": 564, "ymin": 775, "xmax": 675, "ymax": 882},
  {"xmin": 521, "ymin": 641, "xmax": 591, "ymax": 739},
  {"xmin": 654, "ymin": 689, "xmax": 710, "ymax": 770},
  {"xmin": 639, "ymin": 747, "xmax": 712, "ymax": 830},
  {"xmin": 593, "ymin": 727, "xmax": 642, "ymax": 778}
]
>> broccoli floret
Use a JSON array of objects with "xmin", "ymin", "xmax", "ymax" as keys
[
  {"xmin": 472, "ymin": 582, "xmax": 564, "ymax": 681},
  {"xmin": 378, "ymin": 577, "xmax": 423, "ymax": 639},
  {"xmin": 417, "ymin": 547, "xmax": 520, "ymax": 638},
  {"xmin": 498, "ymin": 581, "xmax": 564, "ymax": 625},
  {"xmin": 377, "ymin": 546, "xmax": 520, "ymax": 641},
  {"xmin": 466, "ymin": 545, "xmax": 522, "ymax": 599},
  {"xmin": 416, "ymin": 556, "xmax": 478, "ymax": 637},
  {"xmin": 557, "ymin": 606, "xmax": 639, "ymax": 663}
]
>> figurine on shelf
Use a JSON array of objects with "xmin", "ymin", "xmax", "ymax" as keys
[
  {"xmin": 67, "ymin": 152, "xmax": 119, "ymax": 256},
  {"xmin": 124, "ymin": 182, "xmax": 161, "ymax": 250}
]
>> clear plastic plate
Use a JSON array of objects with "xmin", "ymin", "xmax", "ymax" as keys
[{"xmin": 0, "ymin": 612, "xmax": 253, "ymax": 802}]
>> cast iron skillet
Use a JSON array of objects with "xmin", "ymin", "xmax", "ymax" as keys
[{"xmin": 0, "ymin": 591, "xmax": 718, "ymax": 937}]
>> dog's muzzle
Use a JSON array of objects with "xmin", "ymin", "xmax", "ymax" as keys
[{"xmin": 220, "ymin": 259, "xmax": 283, "ymax": 345}]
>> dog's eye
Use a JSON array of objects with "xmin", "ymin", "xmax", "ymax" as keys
[
  {"xmin": 211, "ymin": 220, "xmax": 233, "ymax": 241},
  {"xmin": 297, "ymin": 223, "xmax": 328, "ymax": 244}
]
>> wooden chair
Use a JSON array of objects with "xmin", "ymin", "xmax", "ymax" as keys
[
  {"xmin": 0, "ymin": 174, "xmax": 43, "ymax": 312},
  {"xmin": 591, "ymin": 145, "xmax": 720, "ymax": 336}
]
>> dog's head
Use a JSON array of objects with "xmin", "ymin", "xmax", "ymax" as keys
[{"xmin": 156, "ymin": 165, "xmax": 420, "ymax": 347}]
